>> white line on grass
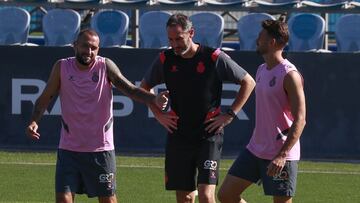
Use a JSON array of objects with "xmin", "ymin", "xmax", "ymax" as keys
[{"xmin": 1, "ymin": 161, "xmax": 360, "ymax": 175}]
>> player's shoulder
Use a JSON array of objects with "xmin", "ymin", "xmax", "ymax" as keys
[
  {"xmin": 53, "ymin": 59, "xmax": 63, "ymax": 70},
  {"xmin": 257, "ymin": 63, "xmax": 267, "ymax": 71},
  {"xmin": 283, "ymin": 59, "xmax": 297, "ymax": 70},
  {"xmin": 202, "ymin": 46, "xmax": 230, "ymax": 63}
]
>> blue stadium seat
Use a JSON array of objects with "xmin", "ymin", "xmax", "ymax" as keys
[
  {"xmin": 254, "ymin": 0, "xmax": 301, "ymax": 9},
  {"xmin": 335, "ymin": 14, "xmax": 360, "ymax": 52},
  {"xmin": 0, "ymin": 7, "xmax": 30, "ymax": 45},
  {"xmin": 65, "ymin": 0, "xmax": 100, "ymax": 3},
  {"xmin": 237, "ymin": 13, "xmax": 275, "ymax": 51},
  {"xmin": 111, "ymin": 0, "xmax": 148, "ymax": 4},
  {"xmin": 42, "ymin": 9, "xmax": 81, "ymax": 46},
  {"xmin": 157, "ymin": 0, "xmax": 198, "ymax": 5},
  {"xmin": 204, "ymin": 0, "xmax": 250, "ymax": 6},
  {"xmin": 15, "ymin": 0, "xmax": 48, "ymax": 2},
  {"xmin": 189, "ymin": 12, "xmax": 224, "ymax": 48},
  {"xmin": 90, "ymin": 10, "xmax": 129, "ymax": 47},
  {"xmin": 139, "ymin": 11, "xmax": 172, "ymax": 48},
  {"xmin": 301, "ymin": 0, "xmax": 349, "ymax": 9},
  {"xmin": 287, "ymin": 13, "xmax": 325, "ymax": 51}
]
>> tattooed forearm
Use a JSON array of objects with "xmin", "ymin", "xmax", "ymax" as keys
[
  {"xmin": 30, "ymin": 95, "xmax": 54, "ymax": 123},
  {"xmin": 106, "ymin": 58, "xmax": 156, "ymax": 104},
  {"xmin": 30, "ymin": 100, "xmax": 46, "ymax": 123}
]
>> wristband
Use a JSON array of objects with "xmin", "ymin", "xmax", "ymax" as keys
[{"xmin": 226, "ymin": 108, "xmax": 236, "ymax": 118}]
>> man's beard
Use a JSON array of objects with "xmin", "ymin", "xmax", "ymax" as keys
[
  {"xmin": 76, "ymin": 53, "xmax": 93, "ymax": 66},
  {"xmin": 174, "ymin": 40, "xmax": 191, "ymax": 56}
]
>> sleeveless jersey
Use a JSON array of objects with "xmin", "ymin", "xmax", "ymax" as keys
[
  {"xmin": 247, "ymin": 59, "xmax": 301, "ymax": 160},
  {"xmin": 59, "ymin": 56, "xmax": 114, "ymax": 152}
]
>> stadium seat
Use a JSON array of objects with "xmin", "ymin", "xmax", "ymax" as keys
[
  {"xmin": 0, "ymin": 7, "xmax": 30, "ymax": 45},
  {"xmin": 15, "ymin": 0, "xmax": 48, "ymax": 2},
  {"xmin": 237, "ymin": 13, "xmax": 275, "ymax": 51},
  {"xmin": 90, "ymin": 10, "xmax": 129, "ymax": 47},
  {"xmin": 111, "ymin": 0, "xmax": 148, "ymax": 4},
  {"xmin": 157, "ymin": 0, "xmax": 198, "ymax": 5},
  {"xmin": 335, "ymin": 14, "xmax": 360, "ymax": 52},
  {"xmin": 64, "ymin": 0, "xmax": 101, "ymax": 3},
  {"xmin": 42, "ymin": 9, "xmax": 81, "ymax": 46},
  {"xmin": 204, "ymin": 0, "xmax": 250, "ymax": 6},
  {"xmin": 139, "ymin": 11, "xmax": 172, "ymax": 48},
  {"xmin": 301, "ymin": 0, "xmax": 349, "ymax": 9},
  {"xmin": 287, "ymin": 13, "xmax": 325, "ymax": 52},
  {"xmin": 254, "ymin": 0, "xmax": 301, "ymax": 9},
  {"xmin": 189, "ymin": 12, "xmax": 224, "ymax": 48}
]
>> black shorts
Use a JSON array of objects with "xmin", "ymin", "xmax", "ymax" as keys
[
  {"xmin": 228, "ymin": 148, "xmax": 298, "ymax": 197},
  {"xmin": 165, "ymin": 132, "xmax": 224, "ymax": 191},
  {"xmin": 55, "ymin": 149, "xmax": 116, "ymax": 198}
]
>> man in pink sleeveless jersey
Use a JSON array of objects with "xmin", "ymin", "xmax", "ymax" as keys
[
  {"xmin": 218, "ymin": 19, "xmax": 306, "ymax": 203},
  {"xmin": 25, "ymin": 29, "xmax": 166, "ymax": 203}
]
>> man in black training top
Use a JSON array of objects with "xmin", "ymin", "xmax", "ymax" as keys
[{"xmin": 140, "ymin": 13, "xmax": 256, "ymax": 203}]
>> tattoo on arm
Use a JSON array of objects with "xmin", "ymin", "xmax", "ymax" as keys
[
  {"xmin": 30, "ymin": 94, "xmax": 55, "ymax": 123},
  {"xmin": 30, "ymin": 61, "xmax": 60, "ymax": 123},
  {"xmin": 105, "ymin": 58, "xmax": 155, "ymax": 104},
  {"xmin": 31, "ymin": 100, "xmax": 45, "ymax": 123}
]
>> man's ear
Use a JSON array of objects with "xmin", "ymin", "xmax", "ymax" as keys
[
  {"xmin": 270, "ymin": 38, "xmax": 277, "ymax": 46},
  {"xmin": 188, "ymin": 27, "xmax": 195, "ymax": 38}
]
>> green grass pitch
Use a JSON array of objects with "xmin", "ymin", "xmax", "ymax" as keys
[{"xmin": 0, "ymin": 151, "xmax": 359, "ymax": 203}]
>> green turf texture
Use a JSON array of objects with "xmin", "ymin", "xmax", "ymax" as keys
[{"xmin": 0, "ymin": 151, "xmax": 359, "ymax": 203}]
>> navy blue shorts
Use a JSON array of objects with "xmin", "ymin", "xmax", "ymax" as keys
[
  {"xmin": 165, "ymin": 132, "xmax": 224, "ymax": 191},
  {"xmin": 228, "ymin": 148, "xmax": 298, "ymax": 197},
  {"xmin": 55, "ymin": 149, "xmax": 116, "ymax": 198}
]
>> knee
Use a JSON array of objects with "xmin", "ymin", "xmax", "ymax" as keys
[
  {"xmin": 198, "ymin": 191, "xmax": 215, "ymax": 203},
  {"xmin": 177, "ymin": 191, "xmax": 195, "ymax": 203},
  {"xmin": 217, "ymin": 189, "xmax": 240, "ymax": 203},
  {"xmin": 56, "ymin": 192, "xmax": 73, "ymax": 203},
  {"xmin": 185, "ymin": 194, "xmax": 195, "ymax": 202}
]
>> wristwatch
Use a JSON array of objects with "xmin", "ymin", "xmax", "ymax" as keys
[{"xmin": 226, "ymin": 108, "xmax": 236, "ymax": 118}]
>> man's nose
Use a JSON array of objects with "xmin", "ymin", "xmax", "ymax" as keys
[{"xmin": 84, "ymin": 47, "xmax": 91, "ymax": 55}]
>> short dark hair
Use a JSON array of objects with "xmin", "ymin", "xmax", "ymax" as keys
[
  {"xmin": 166, "ymin": 13, "xmax": 192, "ymax": 32},
  {"xmin": 76, "ymin": 29, "xmax": 99, "ymax": 42},
  {"xmin": 262, "ymin": 19, "xmax": 289, "ymax": 46}
]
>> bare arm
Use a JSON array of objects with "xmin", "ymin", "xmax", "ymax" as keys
[
  {"xmin": 205, "ymin": 73, "xmax": 256, "ymax": 133},
  {"xmin": 267, "ymin": 71, "xmax": 306, "ymax": 176},
  {"xmin": 26, "ymin": 61, "xmax": 61, "ymax": 140},
  {"xmin": 106, "ymin": 58, "xmax": 157, "ymax": 106},
  {"xmin": 140, "ymin": 79, "xmax": 178, "ymax": 133}
]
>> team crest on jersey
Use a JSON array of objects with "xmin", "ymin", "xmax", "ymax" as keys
[
  {"xmin": 170, "ymin": 65, "xmax": 178, "ymax": 72},
  {"xmin": 196, "ymin": 61, "xmax": 205, "ymax": 73},
  {"xmin": 269, "ymin": 76, "xmax": 276, "ymax": 87},
  {"xmin": 92, "ymin": 72, "xmax": 99, "ymax": 82}
]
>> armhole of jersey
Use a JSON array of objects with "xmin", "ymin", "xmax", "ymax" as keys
[
  {"xmin": 103, "ymin": 57, "xmax": 113, "ymax": 87},
  {"xmin": 283, "ymin": 69, "xmax": 304, "ymax": 95},
  {"xmin": 288, "ymin": 69, "xmax": 304, "ymax": 86},
  {"xmin": 159, "ymin": 51, "xmax": 166, "ymax": 64},
  {"xmin": 211, "ymin": 48, "xmax": 221, "ymax": 62},
  {"xmin": 59, "ymin": 59, "xmax": 64, "ymax": 82}
]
